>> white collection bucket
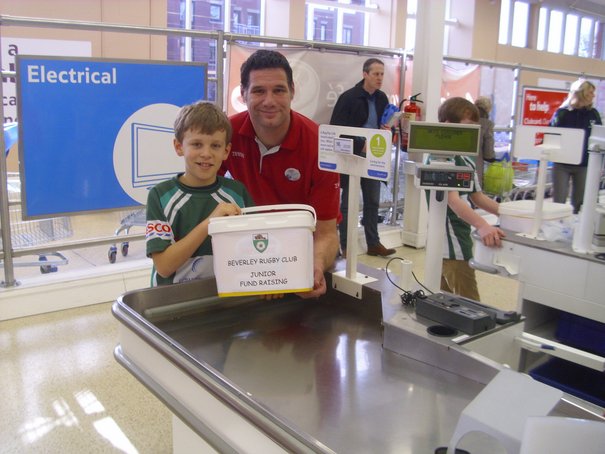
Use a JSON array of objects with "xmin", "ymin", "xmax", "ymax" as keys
[
  {"xmin": 498, "ymin": 200, "xmax": 573, "ymax": 234},
  {"xmin": 208, "ymin": 204, "xmax": 316, "ymax": 297}
]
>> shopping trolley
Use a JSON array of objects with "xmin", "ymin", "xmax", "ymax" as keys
[
  {"xmin": 108, "ymin": 208, "xmax": 146, "ymax": 263},
  {"xmin": 1, "ymin": 178, "xmax": 72, "ymax": 273},
  {"xmin": 2, "ymin": 122, "xmax": 72, "ymax": 273},
  {"xmin": 509, "ymin": 159, "xmax": 553, "ymax": 200}
]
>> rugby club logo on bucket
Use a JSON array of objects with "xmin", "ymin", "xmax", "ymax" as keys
[{"xmin": 253, "ymin": 233, "xmax": 269, "ymax": 253}]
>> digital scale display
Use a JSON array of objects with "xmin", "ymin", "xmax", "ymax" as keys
[
  {"xmin": 416, "ymin": 165, "xmax": 474, "ymax": 191},
  {"xmin": 419, "ymin": 169, "xmax": 472, "ymax": 188},
  {"xmin": 408, "ymin": 122, "xmax": 480, "ymax": 157}
]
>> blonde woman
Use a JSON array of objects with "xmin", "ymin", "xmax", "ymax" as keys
[{"xmin": 549, "ymin": 79, "xmax": 602, "ymax": 214}]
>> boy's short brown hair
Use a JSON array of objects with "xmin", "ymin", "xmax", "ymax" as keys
[
  {"xmin": 438, "ymin": 97, "xmax": 480, "ymax": 123},
  {"xmin": 174, "ymin": 101, "xmax": 232, "ymax": 143}
]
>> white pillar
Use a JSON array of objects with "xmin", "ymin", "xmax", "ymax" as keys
[{"xmin": 401, "ymin": 0, "xmax": 446, "ymax": 248}]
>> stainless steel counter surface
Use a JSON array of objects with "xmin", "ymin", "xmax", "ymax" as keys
[{"xmin": 112, "ymin": 265, "xmax": 588, "ymax": 453}]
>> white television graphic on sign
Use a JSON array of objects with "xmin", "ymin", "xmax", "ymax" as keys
[
  {"xmin": 131, "ymin": 122, "xmax": 182, "ymax": 188},
  {"xmin": 114, "ymin": 103, "xmax": 181, "ymax": 204}
]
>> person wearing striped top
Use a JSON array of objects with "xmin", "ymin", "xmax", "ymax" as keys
[
  {"xmin": 436, "ymin": 97, "xmax": 505, "ymax": 301},
  {"xmin": 146, "ymin": 101, "xmax": 253, "ymax": 286}
]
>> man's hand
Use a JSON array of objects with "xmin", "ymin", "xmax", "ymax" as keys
[{"xmin": 296, "ymin": 266, "xmax": 327, "ymax": 299}]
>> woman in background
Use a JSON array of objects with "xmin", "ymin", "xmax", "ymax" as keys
[{"xmin": 549, "ymin": 79, "xmax": 602, "ymax": 214}]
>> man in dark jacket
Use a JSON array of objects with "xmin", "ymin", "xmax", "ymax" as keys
[{"xmin": 330, "ymin": 58, "xmax": 396, "ymax": 258}]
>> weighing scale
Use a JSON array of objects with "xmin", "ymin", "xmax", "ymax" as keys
[{"xmin": 407, "ymin": 121, "xmax": 481, "ymax": 292}]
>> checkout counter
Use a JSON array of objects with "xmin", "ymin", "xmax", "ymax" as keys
[
  {"xmin": 112, "ymin": 259, "xmax": 602, "ymax": 453},
  {"xmin": 112, "ymin": 123, "xmax": 605, "ymax": 452}
]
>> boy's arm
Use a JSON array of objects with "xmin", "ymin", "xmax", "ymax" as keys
[
  {"xmin": 448, "ymin": 191, "xmax": 505, "ymax": 248},
  {"xmin": 469, "ymin": 191, "xmax": 500, "ymax": 216},
  {"xmin": 152, "ymin": 203, "xmax": 241, "ymax": 278}
]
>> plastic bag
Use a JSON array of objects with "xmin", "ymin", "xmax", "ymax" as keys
[
  {"xmin": 483, "ymin": 157, "xmax": 514, "ymax": 196},
  {"xmin": 381, "ymin": 103, "xmax": 400, "ymax": 127},
  {"xmin": 540, "ymin": 216, "xmax": 576, "ymax": 243}
]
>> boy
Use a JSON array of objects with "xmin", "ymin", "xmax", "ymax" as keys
[
  {"xmin": 146, "ymin": 101, "xmax": 254, "ymax": 286},
  {"xmin": 435, "ymin": 97, "xmax": 505, "ymax": 300}
]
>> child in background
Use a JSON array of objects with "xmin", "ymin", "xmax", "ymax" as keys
[
  {"xmin": 436, "ymin": 97, "xmax": 505, "ymax": 301},
  {"xmin": 146, "ymin": 101, "xmax": 254, "ymax": 286}
]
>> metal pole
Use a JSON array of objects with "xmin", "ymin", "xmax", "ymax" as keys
[
  {"xmin": 216, "ymin": 30, "xmax": 225, "ymax": 109},
  {"xmin": 389, "ymin": 51, "xmax": 408, "ymax": 226},
  {"xmin": 0, "ymin": 42, "xmax": 18, "ymax": 287},
  {"xmin": 510, "ymin": 66, "xmax": 521, "ymax": 160},
  {"xmin": 184, "ymin": 0, "xmax": 192, "ymax": 61}
]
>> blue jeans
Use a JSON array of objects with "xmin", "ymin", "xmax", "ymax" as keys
[{"xmin": 339, "ymin": 174, "xmax": 381, "ymax": 250}]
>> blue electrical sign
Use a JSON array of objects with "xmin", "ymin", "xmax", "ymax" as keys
[{"xmin": 16, "ymin": 56, "xmax": 206, "ymax": 218}]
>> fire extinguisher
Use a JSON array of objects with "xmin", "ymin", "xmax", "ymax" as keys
[{"xmin": 399, "ymin": 93, "xmax": 423, "ymax": 151}]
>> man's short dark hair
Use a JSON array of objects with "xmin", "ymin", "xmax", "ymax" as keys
[
  {"xmin": 240, "ymin": 49, "xmax": 294, "ymax": 91},
  {"xmin": 363, "ymin": 57, "xmax": 384, "ymax": 74}
]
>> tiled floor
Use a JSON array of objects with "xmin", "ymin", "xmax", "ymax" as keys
[{"xmin": 0, "ymin": 301, "xmax": 172, "ymax": 453}]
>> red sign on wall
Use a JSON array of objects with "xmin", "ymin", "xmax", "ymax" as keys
[{"xmin": 520, "ymin": 87, "xmax": 568, "ymax": 126}]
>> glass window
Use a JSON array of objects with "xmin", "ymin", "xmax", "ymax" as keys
[
  {"xmin": 405, "ymin": 18, "xmax": 416, "ymax": 50},
  {"xmin": 498, "ymin": 0, "xmax": 529, "ymax": 47},
  {"xmin": 405, "ymin": 0, "xmax": 417, "ymax": 50},
  {"xmin": 210, "ymin": 3, "xmax": 222, "ymax": 22},
  {"xmin": 579, "ymin": 17, "xmax": 594, "ymax": 57},
  {"xmin": 343, "ymin": 26, "xmax": 353, "ymax": 44},
  {"xmin": 510, "ymin": 1, "xmax": 529, "ymax": 47},
  {"xmin": 319, "ymin": 22, "xmax": 328, "ymax": 41},
  {"xmin": 546, "ymin": 10, "xmax": 563, "ymax": 53},
  {"xmin": 596, "ymin": 21, "xmax": 605, "ymax": 59},
  {"xmin": 537, "ymin": 7, "xmax": 547, "ymax": 51},
  {"xmin": 167, "ymin": 0, "xmax": 263, "ymax": 101},
  {"xmin": 535, "ymin": 4, "xmax": 602, "ymax": 59},
  {"xmin": 498, "ymin": 0, "xmax": 511, "ymax": 45},
  {"xmin": 305, "ymin": 1, "xmax": 366, "ymax": 45},
  {"xmin": 248, "ymin": 11, "xmax": 260, "ymax": 27},
  {"xmin": 232, "ymin": 9, "xmax": 241, "ymax": 25},
  {"xmin": 563, "ymin": 14, "xmax": 579, "ymax": 55}
]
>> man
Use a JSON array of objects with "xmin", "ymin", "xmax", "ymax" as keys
[
  {"xmin": 223, "ymin": 49, "xmax": 340, "ymax": 299},
  {"xmin": 329, "ymin": 58, "xmax": 396, "ymax": 258}
]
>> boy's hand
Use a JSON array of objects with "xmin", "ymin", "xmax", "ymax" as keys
[
  {"xmin": 208, "ymin": 202, "xmax": 242, "ymax": 219},
  {"xmin": 477, "ymin": 224, "xmax": 506, "ymax": 248}
]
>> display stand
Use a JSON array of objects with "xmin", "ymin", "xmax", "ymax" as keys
[
  {"xmin": 332, "ymin": 174, "xmax": 379, "ymax": 299},
  {"xmin": 512, "ymin": 126, "xmax": 585, "ymax": 239},
  {"xmin": 317, "ymin": 125, "xmax": 393, "ymax": 299},
  {"xmin": 572, "ymin": 125, "xmax": 605, "ymax": 253}
]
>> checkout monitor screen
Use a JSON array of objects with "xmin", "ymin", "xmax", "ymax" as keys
[{"xmin": 407, "ymin": 122, "xmax": 480, "ymax": 157}]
